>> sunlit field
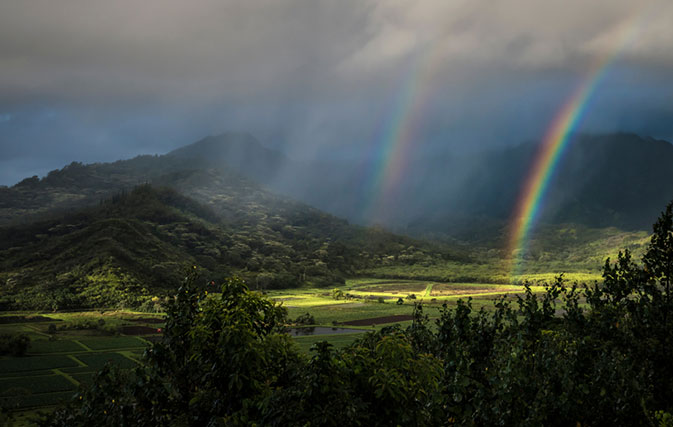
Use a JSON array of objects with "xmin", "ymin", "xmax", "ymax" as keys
[{"xmin": 0, "ymin": 276, "xmax": 552, "ymax": 420}]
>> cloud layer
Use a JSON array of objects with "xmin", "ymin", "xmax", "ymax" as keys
[{"xmin": 1, "ymin": 0, "xmax": 673, "ymax": 184}]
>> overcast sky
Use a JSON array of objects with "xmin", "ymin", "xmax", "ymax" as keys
[{"xmin": 1, "ymin": 0, "xmax": 673, "ymax": 185}]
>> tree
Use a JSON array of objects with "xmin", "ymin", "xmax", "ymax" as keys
[
  {"xmin": 47, "ymin": 273, "xmax": 300, "ymax": 425},
  {"xmin": 45, "ymin": 201, "xmax": 673, "ymax": 426}
]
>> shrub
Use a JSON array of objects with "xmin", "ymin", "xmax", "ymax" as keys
[
  {"xmin": 332, "ymin": 288, "xmax": 344, "ymax": 300},
  {"xmin": 293, "ymin": 312, "xmax": 315, "ymax": 325},
  {"xmin": 0, "ymin": 334, "xmax": 30, "ymax": 356}
]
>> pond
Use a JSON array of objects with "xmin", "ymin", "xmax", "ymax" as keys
[{"xmin": 287, "ymin": 327, "xmax": 365, "ymax": 336}]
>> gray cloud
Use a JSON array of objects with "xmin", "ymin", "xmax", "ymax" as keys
[{"xmin": 1, "ymin": 0, "xmax": 673, "ymax": 185}]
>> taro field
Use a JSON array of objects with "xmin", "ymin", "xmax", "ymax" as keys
[
  {"xmin": 0, "ymin": 278, "xmax": 540, "ymax": 423},
  {"xmin": 0, "ymin": 312, "xmax": 163, "ymax": 424},
  {"xmin": 270, "ymin": 278, "xmax": 544, "ymax": 351}
]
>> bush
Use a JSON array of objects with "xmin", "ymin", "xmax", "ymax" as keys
[
  {"xmin": 57, "ymin": 319, "xmax": 119, "ymax": 335},
  {"xmin": 293, "ymin": 312, "xmax": 315, "ymax": 325},
  {"xmin": 332, "ymin": 288, "xmax": 344, "ymax": 300},
  {"xmin": 0, "ymin": 333, "xmax": 30, "ymax": 356}
]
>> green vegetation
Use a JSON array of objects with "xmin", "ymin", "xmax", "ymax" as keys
[
  {"xmin": 73, "ymin": 353, "xmax": 138, "ymax": 370},
  {"xmin": 0, "ymin": 312, "xmax": 165, "ymax": 422},
  {"xmin": 37, "ymin": 202, "xmax": 673, "ymax": 425},
  {"xmin": 292, "ymin": 333, "xmax": 361, "ymax": 352},
  {"xmin": 29, "ymin": 340, "xmax": 85, "ymax": 354},
  {"xmin": 1, "ymin": 375, "xmax": 75, "ymax": 396},
  {"xmin": 76, "ymin": 337, "xmax": 146, "ymax": 351},
  {"xmin": 1, "ymin": 182, "xmax": 461, "ymax": 311},
  {"xmin": 0, "ymin": 356, "xmax": 79, "ymax": 374},
  {"xmin": 0, "ymin": 147, "xmax": 655, "ymax": 315},
  {"xmin": 3, "ymin": 138, "xmax": 673, "ymax": 424},
  {"xmin": 0, "ymin": 333, "xmax": 30, "ymax": 356}
]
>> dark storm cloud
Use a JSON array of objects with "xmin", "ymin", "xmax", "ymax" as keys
[{"xmin": 1, "ymin": 0, "xmax": 673, "ymax": 185}]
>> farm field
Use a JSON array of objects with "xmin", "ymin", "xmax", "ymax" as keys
[
  {"xmin": 0, "ymin": 312, "xmax": 160, "ymax": 424},
  {"xmin": 272, "ymin": 277, "xmax": 546, "ymax": 325},
  {"xmin": 0, "ymin": 277, "xmax": 549, "ymax": 423},
  {"xmin": 359, "ymin": 259, "xmax": 604, "ymax": 285}
]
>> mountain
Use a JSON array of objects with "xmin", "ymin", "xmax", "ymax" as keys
[
  {"xmin": 544, "ymin": 133, "xmax": 673, "ymax": 228},
  {"xmin": 165, "ymin": 132, "xmax": 673, "ymax": 234},
  {"xmin": 2, "ymin": 131, "xmax": 670, "ymax": 309},
  {"xmin": 0, "ymin": 160, "xmax": 460, "ymax": 310},
  {"xmin": 402, "ymin": 133, "xmax": 673, "ymax": 238},
  {"xmin": 165, "ymin": 132, "xmax": 366, "ymax": 220},
  {"xmin": 167, "ymin": 133, "xmax": 289, "ymax": 185}
]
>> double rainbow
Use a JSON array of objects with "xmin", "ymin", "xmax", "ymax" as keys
[{"xmin": 357, "ymin": 8, "xmax": 648, "ymax": 280}]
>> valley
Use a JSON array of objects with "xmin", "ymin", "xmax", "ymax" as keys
[
  {"xmin": 0, "ymin": 277, "xmax": 544, "ymax": 422},
  {"xmin": 4, "ymin": 2, "xmax": 673, "ymax": 423},
  {"xmin": 0, "ymin": 132, "xmax": 671, "ymax": 424}
]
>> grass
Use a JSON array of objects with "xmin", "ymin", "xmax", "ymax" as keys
[
  {"xmin": 77, "ymin": 336, "xmax": 146, "ymax": 351},
  {"xmin": 59, "ymin": 366, "xmax": 99, "ymax": 375},
  {"xmin": 269, "ymin": 278, "xmax": 552, "ymax": 329},
  {"xmin": 0, "ymin": 355, "xmax": 79, "ymax": 374},
  {"xmin": 74, "ymin": 352, "xmax": 138, "ymax": 370},
  {"xmin": 359, "ymin": 261, "xmax": 604, "ymax": 285},
  {"xmin": 69, "ymin": 371, "xmax": 96, "ymax": 386},
  {"xmin": 357, "ymin": 224, "xmax": 641, "ymax": 285},
  {"xmin": 0, "ymin": 375, "xmax": 76, "ymax": 396},
  {"xmin": 288, "ymin": 302, "xmax": 418, "ymax": 326},
  {"xmin": 0, "ymin": 391, "xmax": 75, "ymax": 409},
  {"xmin": 29, "ymin": 339, "xmax": 88, "ymax": 354}
]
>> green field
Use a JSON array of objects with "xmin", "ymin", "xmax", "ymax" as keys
[
  {"xmin": 271, "ymin": 278, "xmax": 547, "ymax": 326},
  {"xmin": 0, "ymin": 277, "xmax": 557, "ymax": 423},
  {"xmin": 0, "ymin": 313, "xmax": 160, "ymax": 424}
]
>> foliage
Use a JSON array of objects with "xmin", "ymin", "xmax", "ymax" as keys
[
  {"xmin": 331, "ymin": 288, "xmax": 344, "ymax": 300},
  {"xmin": 43, "ymin": 201, "xmax": 673, "ymax": 425},
  {"xmin": 47, "ymin": 273, "xmax": 300, "ymax": 425},
  {"xmin": 1, "ymin": 179, "xmax": 459, "ymax": 310},
  {"xmin": 291, "ymin": 312, "xmax": 315, "ymax": 325},
  {"xmin": 0, "ymin": 333, "xmax": 30, "ymax": 356},
  {"xmin": 55, "ymin": 318, "xmax": 119, "ymax": 335}
]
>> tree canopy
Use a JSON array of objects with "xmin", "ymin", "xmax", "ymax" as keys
[{"xmin": 45, "ymin": 202, "xmax": 673, "ymax": 426}]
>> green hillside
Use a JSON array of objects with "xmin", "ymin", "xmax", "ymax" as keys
[
  {"xmin": 0, "ymin": 180, "xmax": 459, "ymax": 310},
  {"xmin": 0, "ymin": 133, "xmax": 665, "ymax": 312}
]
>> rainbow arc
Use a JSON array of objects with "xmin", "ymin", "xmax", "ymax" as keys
[{"xmin": 507, "ymin": 13, "xmax": 647, "ymax": 279}]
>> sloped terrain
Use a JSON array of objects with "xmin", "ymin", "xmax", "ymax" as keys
[{"xmin": 0, "ymin": 177, "xmax": 458, "ymax": 310}]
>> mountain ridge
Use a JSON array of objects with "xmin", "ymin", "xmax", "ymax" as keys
[
  {"xmin": 0, "ymin": 170, "xmax": 460, "ymax": 310},
  {"xmin": 161, "ymin": 131, "xmax": 673, "ymax": 232}
]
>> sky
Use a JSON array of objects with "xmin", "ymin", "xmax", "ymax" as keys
[{"xmin": 1, "ymin": 0, "xmax": 673, "ymax": 186}]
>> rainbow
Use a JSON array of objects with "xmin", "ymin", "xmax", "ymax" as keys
[
  {"xmin": 361, "ymin": 46, "xmax": 436, "ymax": 223},
  {"xmin": 507, "ymin": 16, "xmax": 645, "ymax": 278}
]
